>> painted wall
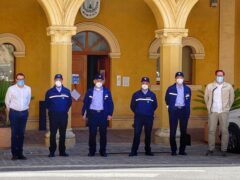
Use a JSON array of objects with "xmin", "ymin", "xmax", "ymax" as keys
[
  {"xmin": 0, "ymin": 0, "xmax": 50, "ymax": 128},
  {"xmin": 75, "ymin": 0, "xmax": 160, "ymax": 128},
  {"xmin": 186, "ymin": 0, "xmax": 220, "ymax": 117},
  {"xmin": 235, "ymin": 1, "xmax": 240, "ymax": 88}
]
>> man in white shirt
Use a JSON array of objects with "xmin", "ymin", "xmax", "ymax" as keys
[
  {"xmin": 5, "ymin": 73, "xmax": 31, "ymax": 160},
  {"xmin": 204, "ymin": 70, "xmax": 234, "ymax": 156}
]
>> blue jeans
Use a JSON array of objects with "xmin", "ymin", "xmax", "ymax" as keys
[{"xmin": 9, "ymin": 109, "xmax": 28, "ymax": 157}]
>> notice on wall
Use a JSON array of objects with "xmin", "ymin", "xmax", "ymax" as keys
[
  {"xmin": 122, "ymin": 76, "xmax": 130, "ymax": 87},
  {"xmin": 116, "ymin": 75, "xmax": 121, "ymax": 86},
  {"xmin": 71, "ymin": 89, "xmax": 81, "ymax": 101},
  {"xmin": 72, "ymin": 74, "xmax": 80, "ymax": 84}
]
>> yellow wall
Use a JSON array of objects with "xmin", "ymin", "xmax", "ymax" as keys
[
  {"xmin": 0, "ymin": 0, "xmax": 50, "ymax": 127},
  {"xmin": 186, "ymin": 0, "xmax": 220, "ymax": 116},
  {"xmin": 75, "ymin": 0, "xmax": 159, "ymax": 120},
  {"xmin": 235, "ymin": 1, "xmax": 240, "ymax": 88},
  {"xmin": 187, "ymin": 0, "xmax": 220, "ymax": 85}
]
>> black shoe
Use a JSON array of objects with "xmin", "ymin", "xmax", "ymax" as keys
[
  {"xmin": 59, "ymin": 152, "xmax": 69, "ymax": 157},
  {"xmin": 11, "ymin": 156, "xmax": 18, "ymax": 160},
  {"xmin": 179, "ymin": 152, "xmax": 187, "ymax": 155},
  {"xmin": 100, "ymin": 152, "xmax": 108, "ymax": 157},
  {"xmin": 221, "ymin": 151, "xmax": 227, "ymax": 157},
  {"xmin": 88, "ymin": 153, "xmax": 95, "ymax": 157},
  {"xmin": 205, "ymin": 150, "xmax": 214, "ymax": 156},
  {"xmin": 18, "ymin": 155, "xmax": 27, "ymax": 160},
  {"xmin": 129, "ymin": 152, "xmax": 138, "ymax": 157},
  {"xmin": 145, "ymin": 152, "xmax": 154, "ymax": 156},
  {"xmin": 171, "ymin": 152, "xmax": 177, "ymax": 156},
  {"xmin": 48, "ymin": 153, "xmax": 55, "ymax": 157}
]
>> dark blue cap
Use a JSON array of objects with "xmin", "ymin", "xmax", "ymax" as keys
[
  {"xmin": 95, "ymin": 74, "xmax": 104, "ymax": 80},
  {"xmin": 141, "ymin": 77, "xmax": 150, "ymax": 83},
  {"xmin": 175, "ymin": 72, "xmax": 184, "ymax": 78},
  {"xmin": 54, "ymin": 74, "xmax": 63, "ymax": 79}
]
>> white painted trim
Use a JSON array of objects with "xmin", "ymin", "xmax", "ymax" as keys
[
  {"xmin": 75, "ymin": 22, "xmax": 121, "ymax": 58},
  {"xmin": 0, "ymin": 33, "xmax": 26, "ymax": 57},
  {"xmin": 149, "ymin": 37, "xmax": 205, "ymax": 60}
]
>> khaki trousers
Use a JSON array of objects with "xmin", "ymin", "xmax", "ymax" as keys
[{"xmin": 208, "ymin": 112, "xmax": 229, "ymax": 152}]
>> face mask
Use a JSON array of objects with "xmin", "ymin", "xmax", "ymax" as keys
[
  {"xmin": 216, "ymin": 76, "xmax": 224, "ymax": 83},
  {"xmin": 176, "ymin": 78, "xmax": 184, "ymax": 85},
  {"xmin": 17, "ymin": 80, "xmax": 25, "ymax": 86},
  {"xmin": 96, "ymin": 82, "xmax": 103, "ymax": 88},
  {"xmin": 141, "ymin": 84, "xmax": 149, "ymax": 90},
  {"xmin": 55, "ymin": 80, "xmax": 62, "ymax": 87}
]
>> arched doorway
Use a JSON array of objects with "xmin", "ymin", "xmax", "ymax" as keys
[{"xmin": 71, "ymin": 31, "xmax": 111, "ymax": 128}]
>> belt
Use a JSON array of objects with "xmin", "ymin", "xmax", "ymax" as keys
[
  {"xmin": 89, "ymin": 109, "xmax": 104, "ymax": 113},
  {"xmin": 175, "ymin": 106, "xmax": 185, "ymax": 109},
  {"xmin": 10, "ymin": 108, "xmax": 28, "ymax": 113}
]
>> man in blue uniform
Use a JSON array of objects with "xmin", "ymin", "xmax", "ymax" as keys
[
  {"xmin": 129, "ymin": 77, "xmax": 158, "ymax": 156},
  {"xmin": 45, "ymin": 74, "xmax": 72, "ymax": 157},
  {"xmin": 165, "ymin": 72, "xmax": 191, "ymax": 156},
  {"xmin": 82, "ymin": 74, "xmax": 114, "ymax": 157}
]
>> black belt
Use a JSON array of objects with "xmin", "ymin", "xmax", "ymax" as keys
[
  {"xmin": 89, "ymin": 109, "xmax": 104, "ymax": 113},
  {"xmin": 10, "ymin": 108, "xmax": 28, "ymax": 113}
]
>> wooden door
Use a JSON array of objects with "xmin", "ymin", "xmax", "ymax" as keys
[
  {"xmin": 97, "ymin": 56, "xmax": 110, "ymax": 89},
  {"xmin": 72, "ymin": 54, "xmax": 87, "ymax": 128}
]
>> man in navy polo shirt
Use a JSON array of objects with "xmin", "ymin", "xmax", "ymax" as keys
[
  {"xmin": 82, "ymin": 74, "xmax": 114, "ymax": 157},
  {"xmin": 165, "ymin": 72, "xmax": 191, "ymax": 156},
  {"xmin": 129, "ymin": 77, "xmax": 158, "ymax": 156},
  {"xmin": 45, "ymin": 74, "xmax": 72, "ymax": 157}
]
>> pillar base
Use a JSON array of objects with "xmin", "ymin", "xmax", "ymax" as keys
[
  {"xmin": 154, "ymin": 128, "xmax": 180, "ymax": 144},
  {"xmin": 45, "ymin": 129, "xmax": 76, "ymax": 148}
]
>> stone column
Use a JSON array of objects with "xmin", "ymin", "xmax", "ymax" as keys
[
  {"xmin": 219, "ymin": 0, "xmax": 235, "ymax": 84},
  {"xmin": 154, "ymin": 29, "xmax": 188, "ymax": 143},
  {"xmin": 45, "ymin": 26, "xmax": 77, "ymax": 148}
]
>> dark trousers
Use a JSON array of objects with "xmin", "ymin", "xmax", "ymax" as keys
[
  {"xmin": 169, "ymin": 107, "xmax": 189, "ymax": 153},
  {"xmin": 49, "ymin": 111, "xmax": 68, "ymax": 154},
  {"xmin": 131, "ymin": 115, "xmax": 154, "ymax": 154},
  {"xmin": 9, "ymin": 109, "xmax": 28, "ymax": 157},
  {"xmin": 88, "ymin": 110, "xmax": 108, "ymax": 154}
]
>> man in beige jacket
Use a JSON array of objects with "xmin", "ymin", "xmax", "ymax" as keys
[{"xmin": 204, "ymin": 70, "xmax": 234, "ymax": 156}]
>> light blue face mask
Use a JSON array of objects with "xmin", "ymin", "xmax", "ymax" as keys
[
  {"xmin": 216, "ymin": 76, "xmax": 224, "ymax": 83},
  {"xmin": 17, "ymin": 80, "xmax": 25, "ymax": 86}
]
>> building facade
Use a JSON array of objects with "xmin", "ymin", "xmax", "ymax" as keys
[{"xmin": 0, "ymin": 0, "xmax": 239, "ymax": 143}]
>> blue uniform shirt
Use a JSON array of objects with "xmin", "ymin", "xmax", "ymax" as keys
[
  {"xmin": 82, "ymin": 87, "xmax": 114, "ymax": 117},
  {"xmin": 130, "ymin": 89, "xmax": 158, "ymax": 117},
  {"xmin": 90, "ymin": 87, "xmax": 104, "ymax": 110},
  {"xmin": 45, "ymin": 85, "xmax": 72, "ymax": 113}
]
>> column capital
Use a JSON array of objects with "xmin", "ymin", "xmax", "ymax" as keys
[
  {"xmin": 47, "ymin": 26, "xmax": 77, "ymax": 45},
  {"xmin": 155, "ymin": 29, "xmax": 188, "ymax": 46}
]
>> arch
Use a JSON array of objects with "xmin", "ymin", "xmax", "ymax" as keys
[
  {"xmin": 37, "ymin": 0, "xmax": 85, "ymax": 26},
  {"xmin": 144, "ymin": 0, "xmax": 199, "ymax": 28},
  {"xmin": 182, "ymin": 37, "xmax": 205, "ymax": 59},
  {"xmin": 75, "ymin": 22, "xmax": 121, "ymax": 58},
  {"xmin": 149, "ymin": 36, "xmax": 205, "ymax": 59},
  {"xmin": 0, "ymin": 33, "xmax": 26, "ymax": 57}
]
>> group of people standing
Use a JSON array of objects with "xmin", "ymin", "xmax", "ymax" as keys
[{"xmin": 4, "ymin": 69, "xmax": 234, "ymax": 160}]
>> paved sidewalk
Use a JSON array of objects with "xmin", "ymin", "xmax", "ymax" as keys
[{"xmin": 0, "ymin": 129, "xmax": 240, "ymax": 173}]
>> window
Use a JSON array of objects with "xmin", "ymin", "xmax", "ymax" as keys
[
  {"xmin": 0, "ymin": 44, "xmax": 15, "ymax": 81},
  {"xmin": 182, "ymin": 46, "xmax": 193, "ymax": 84},
  {"xmin": 72, "ymin": 31, "xmax": 110, "ymax": 54}
]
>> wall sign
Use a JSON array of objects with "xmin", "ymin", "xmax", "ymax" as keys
[{"xmin": 80, "ymin": 0, "xmax": 101, "ymax": 19}]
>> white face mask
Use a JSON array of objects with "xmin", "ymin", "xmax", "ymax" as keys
[
  {"xmin": 141, "ymin": 84, "xmax": 149, "ymax": 90},
  {"xmin": 176, "ymin": 78, "xmax": 184, "ymax": 85},
  {"xmin": 95, "ymin": 82, "xmax": 103, "ymax": 88},
  {"xmin": 55, "ymin": 80, "xmax": 62, "ymax": 87}
]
